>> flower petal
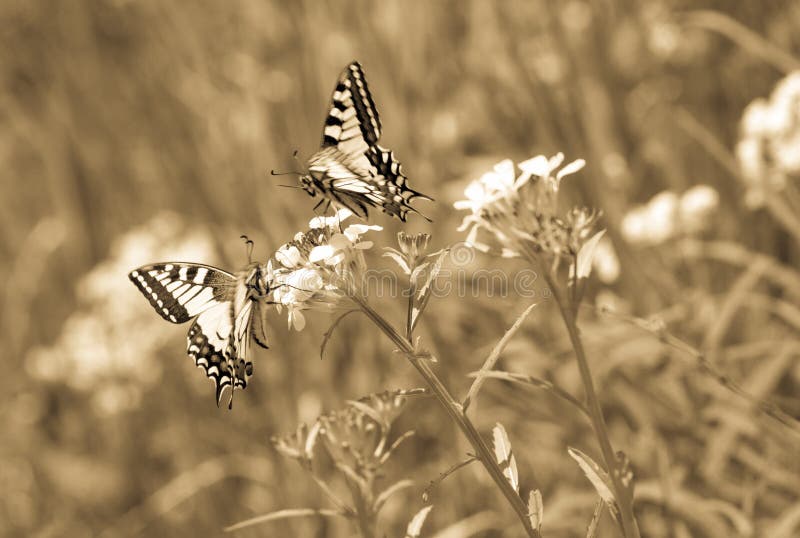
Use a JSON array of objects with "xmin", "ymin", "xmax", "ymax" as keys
[
  {"xmin": 556, "ymin": 159, "xmax": 586, "ymax": 181},
  {"xmin": 309, "ymin": 245, "xmax": 335, "ymax": 263}
]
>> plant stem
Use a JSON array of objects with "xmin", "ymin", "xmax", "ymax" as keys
[
  {"xmin": 352, "ymin": 295, "xmax": 539, "ymax": 538},
  {"xmin": 546, "ymin": 275, "xmax": 641, "ymax": 538}
]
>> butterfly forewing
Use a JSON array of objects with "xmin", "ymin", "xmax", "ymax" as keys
[
  {"xmin": 128, "ymin": 263, "xmax": 235, "ymax": 323},
  {"xmin": 322, "ymin": 61, "xmax": 381, "ymax": 150}
]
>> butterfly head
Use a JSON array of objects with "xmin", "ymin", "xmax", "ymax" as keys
[
  {"xmin": 299, "ymin": 172, "xmax": 321, "ymax": 198},
  {"xmin": 241, "ymin": 262, "xmax": 273, "ymax": 301}
]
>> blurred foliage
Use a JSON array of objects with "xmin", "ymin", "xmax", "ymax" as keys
[{"xmin": 2, "ymin": 0, "xmax": 800, "ymax": 536}]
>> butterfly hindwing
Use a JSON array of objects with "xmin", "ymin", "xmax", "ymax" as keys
[{"xmin": 187, "ymin": 300, "xmax": 236, "ymax": 405}]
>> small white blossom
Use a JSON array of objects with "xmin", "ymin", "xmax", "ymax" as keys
[
  {"xmin": 679, "ymin": 185, "xmax": 719, "ymax": 234},
  {"xmin": 622, "ymin": 186, "xmax": 718, "ymax": 245},
  {"xmin": 454, "ymin": 153, "xmax": 602, "ymax": 269},
  {"xmin": 736, "ymin": 70, "xmax": 800, "ymax": 206},
  {"xmin": 268, "ymin": 210, "xmax": 380, "ymax": 331},
  {"xmin": 453, "ymin": 159, "xmax": 516, "ymax": 213}
]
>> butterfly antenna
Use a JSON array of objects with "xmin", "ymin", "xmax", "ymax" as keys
[
  {"xmin": 240, "ymin": 234, "xmax": 254, "ymax": 264},
  {"xmin": 270, "ymin": 169, "xmax": 304, "ymax": 177}
]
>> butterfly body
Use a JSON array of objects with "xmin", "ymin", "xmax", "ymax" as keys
[
  {"xmin": 128, "ymin": 261, "xmax": 272, "ymax": 406},
  {"xmin": 300, "ymin": 61, "xmax": 431, "ymax": 222}
]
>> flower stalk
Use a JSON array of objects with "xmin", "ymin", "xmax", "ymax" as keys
[
  {"xmin": 543, "ymin": 268, "xmax": 641, "ymax": 538},
  {"xmin": 350, "ymin": 294, "xmax": 540, "ymax": 538}
]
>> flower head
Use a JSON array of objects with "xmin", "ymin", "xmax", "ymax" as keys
[
  {"xmin": 383, "ymin": 232, "xmax": 432, "ymax": 275},
  {"xmin": 268, "ymin": 209, "xmax": 381, "ymax": 330},
  {"xmin": 454, "ymin": 153, "xmax": 600, "ymax": 275},
  {"xmin": 318, "ymin": 390, "xmax": 413, "ymax": 475},
  {"xmin": 621, "ymin": 186, "xmax": 718, "ymax": 245},
  {"xmin": 736, "ymin": 71, "xmax": 800, "ymax": 207},
  {"xmin": 271, "ymin": 422, "xmax": 319, "ymax": 469}
]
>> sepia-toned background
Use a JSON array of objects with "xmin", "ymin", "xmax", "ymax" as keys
[{"xmin": 3, "ymin": 1, "xmax": 800, "ymax": 536}]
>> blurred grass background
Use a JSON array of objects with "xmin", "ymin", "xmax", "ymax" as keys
[{"xmin": 2, "ymin": 0, "xmax": 800, "ymax": 536}]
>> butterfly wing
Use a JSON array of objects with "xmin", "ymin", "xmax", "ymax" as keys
[
  {"xmin": 187, "ymin": 300, "xmax": 237, "ymax": 406},
  {"xmin": 308, "ymin": 61, "xmax": 432, "ymax": 222},
  {"xmin": 321, "ymin": 61, "xmax": 381, "ymax": 152},
  {"xmin": 128, "ymin": 263, "xmax": 235, "ymax": 323},
  {"xmin": 129, "ymin": 263, "xmax": 258, "ymax": 406}
]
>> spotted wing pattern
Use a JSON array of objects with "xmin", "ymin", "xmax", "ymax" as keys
[
  {"xmin": 128, "ymin": 263, "xmax": 258, "ymax": 406},
  {"xmin": 306, "ymin": 61, "xmax": 431, "ymax": 222}
]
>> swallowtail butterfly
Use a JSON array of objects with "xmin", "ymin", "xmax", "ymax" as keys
[
  {"xmin": 299, "ymin": 61, "xmax": 432, "ymax": 222},
  {"xmin": 128, "ymin": 260, "xmax": 272, "ymax": 407}
]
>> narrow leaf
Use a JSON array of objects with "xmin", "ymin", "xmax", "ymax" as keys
[
  {"xmin": 492, "ymin": 423, "xmax": 519, "ymax": 492},
  {"xmin": 466, "ymin": 370, "xmax": 589, "ymax": 419},
  {"xmin": 463, "ymin": 303, "xmax": 537, "ymax": 410},
  {"xmin": 375, "ymin": 479, "xmax": 414, "ymax": 513},
  {"xmin": 422, "ymin": 456, "xmax": 478, "ymax": 503},
  {"xmin": 224, "ymin": 508, "xmax": 345, "ymax": 532},
  {"xmin": 527, "ymin": 489, "xmax": 543, "ymax": 532},
  {"xmin": 383, "ymin": 248, "xmax": 411, "ymax": 274},
  {"xmin": 410, "ymin": 248, "xmax": 450, "ymax": 331},
  {"xmin": 585, "ymin": 499, "xmax": 605, "ymax": 538},
  {"xmin": 567, "ymin": 447, "xmax": 619, "ymax": 521},
  {"xmin": 320, "ymin": 309, "xmax": 360, "ymax": 360},
  {"xmin": 572, "ymin": 229, "xmax": 606, "ymax": 280},
  {"xmin": 406, "ymin": 505, "xmax": 434, "ymax": 538}
]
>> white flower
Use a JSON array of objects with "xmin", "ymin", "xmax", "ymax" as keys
[
  {"xmin": 518, "ymin": 152, "xmax": 585, "ymax": 190},
  {"xmin": 621, "ymin": 207, "xmax": 649, "ymax": 244},
  {"xmin": 268, "ymin": 209, "xmax": 381, "ymax": 331},
  {"xmin": 735, "ymin": 70, "xmax": 800, "ymax": 205},
  {"xmin": 621, "ymin": 191, "xmax": 678, "ymax": 245},
  {"xmin": 275, "ymin": 244, "xmax": 302, "ymax": 268},
  {"xmin": 453, "ymin": 159, "xmax": 516, "ymax": 213},
  {"xmin": 455, "ymin": 153, "xmax": 601, "ymax": 269},
  {"xmin": 679, "ymin": 185, "xmax": 719, "ymax": 233},
  {"xmin": 647, "ymin": 191, "xmax": 679, "ymax": 244},
  {"xmin": 309, "ymin": 208, "xmax": 353, "ymax": 229}
]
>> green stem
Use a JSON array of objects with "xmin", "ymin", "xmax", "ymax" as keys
[
  {"xmin": 352, "ymin": 295, "xmax": 539, "ymax": 538},
  {"xmin": 344, "ymin": 475, "xmax": 376, "ymax": 538},
  {"xmin": 546, "ymin": 274, "xmax": 640, "ymax": 538}
]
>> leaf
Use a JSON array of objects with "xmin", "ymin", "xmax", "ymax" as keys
[
  {"xmin": 463, "ymin": 303, "xmax": 537, "ymax": 410},
  {"xmin": 347, "ymin": 399, "xmax": 387, "ymax": 429},
  {"xmin": 466, "ymin": 370, "xmax": 588, "ymax": 419},
  {"xmin": 305, "ymin": 421, "xmax": 321, "ymax": 461},
  {"xmin": 410, "ymin": 248, "xmax": 450, "ymax": 332},
  {"xmin": 405, "ymin": 505, "xmax": 434, "ymax": 538},
  {"xmin": 383, "ymin": 247, "xmax": 411, "ymax": 274},
  {"xmin": 379, "ymin": 430, "xmax": 416, "ymax": 466},
  {"xmin": 422, "ymin": 456, "xmax": 478, "ymax": 502},
  {"xmin": 585, "ymin": 499, "xmax": 605, "ymax": 538},
  {"xmin": 491, "ymin": 423, "xmax": 519, "ymax": 493},
  {"xmin": 375, "ymin": 479, "xmax": 414, "ymax": 513},
  {"xmin": 224, "ymin": 508, "xmax": 345, "ymax": 532},
  {"xmin": 319, "ymin": 309, "xmax": 360, "ymax": 360},
  {"xmin": 572, "ymin": 229, "xmax": 606, "ymax": 280},
  {"xmin": 567, "ymin": 446, "xmax": 619, "ymax": 521},
  {"xmin": 527, "ymin": 489, "xmax": 543, "ymax": 532}
]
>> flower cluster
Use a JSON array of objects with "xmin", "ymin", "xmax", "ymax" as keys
[
  {"xmin": 269, "ymin": 390, "xmax": 417, "ymax": 529},
  {"xmin": 735, "ymin": 71, "xmax": 800, "ymax": 207},
  {"xmin": 454, "ymin": 153, "xmax": 602, "ymax": 276},
  {"xmin": 268, "ymin": 208, "xmax": 381, "ymax": 330},
  {"xmin": 621, "ymin": 185, "xmax": 719, "ymax": 246}
]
